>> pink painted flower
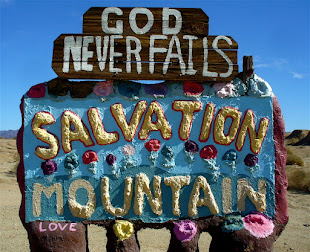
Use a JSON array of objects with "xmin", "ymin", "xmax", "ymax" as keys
[
  {"xmin": 122, "ymin": 145, "xmax": 135, "ymax": 156},
  {"xmin": 82, "ymin": 150, "xmax": 98, "ymax": 164},
  {"xmin": 214, "ymin": 82, "xmax": 235, "ymax": 98},
  {"xmin": 27, "ymin": 83, "xmax": 46, "ymax": 98},
  {"xmin": 93, "ymin": 80, "xmax": 114, "ymax": 96},
  {"xmin": 145, "ymin": 139, "xmax": 161, "ymax": 152},
  {"xmin": 183, "ymin": 81, "xmax": 204, "ymax": 96},
  {"xmin": 243, "ymin": 213, "xmax": 274, "ymax": 238},
  {"xmin": 173, "ymin": 220, "xmax": 197, "ymax": 242},
  {"xmin": 200, "ymin": 145, "xmax": 218, "ymax": 159}
]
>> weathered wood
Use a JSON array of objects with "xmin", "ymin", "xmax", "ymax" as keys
[
  {"xmin": 83, "ymin": 7, "xmax": 209, "ymax": 35},
  {"xmin": 52, "ymin": 33, "xmax": 238, "ymax": 81},
  {"xmin": 53, "ymin": 34, "xmax": 238, "ymax": 50},
  {"xmin": 242, "ymin": 56, "xmax": 254, "ymax": 83},
  {"xmin": 52, "ymin": 8, "xmax": 238, "ymax": 81},
  {"xmin": 52, "ymin": 34, "xmax": 238, "ymax": 64},
  {"xmin": 52, "ymin": 61, "xmax": 239, "ymax": 81}
]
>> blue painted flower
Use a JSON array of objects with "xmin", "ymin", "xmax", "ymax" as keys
[
  {"xmin": 118, "ymin": 81, "xmax": 141, "ymax": 98},
  {"xmin": 222, "ymin": 212, "xmax": 244, "ymax": 232},
  {"xmin": 161, "ymin": 145, "xmax": 175, "ymax": 168},
  {"xmin": 64, "ymin": 153, "xmax": 79, "ymax": 170},
  {"xmin": 222, "ymin": 149, "xmax": 238, "ymax": 173},
  {"xmin": 144, "ymin": 83, "xmax": 168, "ymax": 96},
  {"xmin": 64, "ymin": 153, "xmax": 79, "ymax": 177},
  {"xmin": 161, "ymin": 145, "xmax": 174, "ymax": 159}
]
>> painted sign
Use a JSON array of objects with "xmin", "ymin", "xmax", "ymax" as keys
[
  {"xmin": 52, "ymin": 7, "xmax": 238, "ymax": 81},
  {"xmin": 23, "ymin": 80, "xmax": 274, "ymax": 223}
]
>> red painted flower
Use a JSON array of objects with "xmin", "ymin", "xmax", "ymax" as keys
[
  {"xmin": 27, "ymin": 83, "xmax": 46, "ymax": 98},
  {"xmin": 82, "ymin": 150, "xmax": 98, "ymax": 164},
  {"xmin": 145, "ymin": 139, "xmax": 161, "ymax": 152},
  {"xmin": 183, "ymin": 81, "xmax": 204, "ymax": 96},
  {"xmin": 200, "ymin": 145, "xmax": 218, "ymax": 159}
]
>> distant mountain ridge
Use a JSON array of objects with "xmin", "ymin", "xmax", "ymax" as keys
[
  {"xmin": 0, "ymin": 130, "xmax": 18, "ymax": 139},
  {"xmin": 285, "ymin": 129, "xmax": 310, "ymax": 146}
]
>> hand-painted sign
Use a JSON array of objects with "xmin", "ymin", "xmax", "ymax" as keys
[
  {"xmin": 52, "ymin": 7, "xmax": 238, "ymax": 81},
  {"xmin": 23, "ymin": 80, "xmax": 275, "ymax": 223}
]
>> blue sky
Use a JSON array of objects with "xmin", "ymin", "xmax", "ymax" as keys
[{"xmin": 0, "ymin": 0, "xmax": 309, "ymax": 132}]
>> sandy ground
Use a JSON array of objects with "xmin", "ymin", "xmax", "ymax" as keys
[{"xmin": 0, "ymin": 138, "xmax": 309, "ymax": 251}]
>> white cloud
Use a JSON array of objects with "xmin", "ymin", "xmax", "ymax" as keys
[
  {"xmin": 251, "ymin": 56, "xmax": 288, "ymax": 70},
  {"xmin": 290, "ymin": 72, "xmax": 304, "ymax": 79},
  {"xmin": 274, "ymin": 58, "xmax": 288, "ymax": 69},
  {"xmin": 256, "ymin": 63, "xmax": 270, "ymax": 68}
]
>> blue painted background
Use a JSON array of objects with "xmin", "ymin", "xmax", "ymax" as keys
[{"xmin": 23, "ymin": 94, "xmax": 275, "ymax": 222}]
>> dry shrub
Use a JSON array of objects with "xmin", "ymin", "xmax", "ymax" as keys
[
  {"xmin": 287, "ymin": 167, "xmax": 310, "ymax": 192},
  {"xmin": 286, "ymin": 147, "xmax": 293, "ymax": 155},
  {"xmin": 286, "ymin": 147, "xmax": 304, "ymax": 166}
]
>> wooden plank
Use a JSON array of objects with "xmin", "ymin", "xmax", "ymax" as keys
[
  {"xmin": 52, "ymin": 34, "xmax": 238, "ymax": 81},
  {"xmin": 83, "ymin": 7, "xmax": 209, "ymax": 35},
  {"xmin": 52, "ymin": 50, "xmax": 237, "ymax": 65},
  {"xmin": 52, "ymin": 34, "xmax": 237, "ymax": 65},
  {"xmin": 53, "ymin": 34, "xmax": 237, "ymax": 49},
  {"xmin": 52, "ymin": 61, "xmax": 238, "ymax": 81}
]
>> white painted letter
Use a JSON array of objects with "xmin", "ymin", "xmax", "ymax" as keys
[
  {"xmin": 183, "ymin": 35, "xmax": 198, "ymax": 75},
  {"xmin": 162, "ymin": 8, "xmax": 182, "ymax": 35},
  {"xmin": 202, "ymin": 37, "xmax": 218, "ymax": 77},
  {"xmin": 109, "ymin": 35, "xmax": 123, "ymax": 73},
  {"xmin": 82, "ymin": 36, "xmax": 94, "ymax": 71},
  {"xmin": 96, "ymin": 36, "xmax": 109, "ymax": 71},
  {"xmin": 126, "ymin": 36, "xmax": 142, "ymax": 74},
  {"xmin": 101, "ymin": 7, "xmax": 123, "ymax": 34},
  {"xmin": 163, "ymin": 36, "xmax": 186, "ymax": 75},
  {"xmin": 213, "ymin": 35, "xmax": 233, "ymax": 78},
  {"xmin": 149, "ymin": 35, "xmax": 168, "ymax": 74},
  {"xmin": 129, "ymin": 8, "xmax": 154, "ymax": 34},
  {"xmin": 63, "ymin": 36, "xmax": 82, "ymax": 73}
]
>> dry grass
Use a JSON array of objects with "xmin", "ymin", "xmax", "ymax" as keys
[
  {"xmin": 286, "ymin": 167, "xmax": 310, "ymax": 192},
  {"xmin": 286, "ymin": 147, "xmax": 304, "ymax": 166},
  {"xmin": 285, "ymin": 130, "xmax": 310, "ymax": 192}
]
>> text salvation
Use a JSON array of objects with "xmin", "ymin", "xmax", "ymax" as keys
[{"xmin": 31, "ymin": 101, "xmax": 269, "ymax": 160}]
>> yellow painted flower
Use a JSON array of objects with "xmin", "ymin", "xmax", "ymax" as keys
[{"xmin": 113, "ymin": 220, "xmax": 134, "ymax": 241}]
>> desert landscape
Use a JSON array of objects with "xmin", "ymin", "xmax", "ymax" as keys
[{"xmin": 0, "ymin": 130, "xmax": 309, "ymax": 252}]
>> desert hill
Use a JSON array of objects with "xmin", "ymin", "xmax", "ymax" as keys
[
  {"xmin": 284, "ymin": 130, "xmax": 310, "ymax": 193},
  {"xmin": 285, "ymin": 129, "xmax": 310, "ymax": 146},
  {"xmin": 0, "ymin": 130, "xmax": 18, "ymax": 139},
  {"xmin": 293, "ymin": 131, "xmax": 310, "ymax": 146}
]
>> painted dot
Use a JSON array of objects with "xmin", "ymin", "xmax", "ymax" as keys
[
  {"xmin": 200, "ymin": 145, "xmax": 218, "ymax": 159},
  {"xmin": 145, "ymin": 139, "xmax": 161, "ymax": 152}
]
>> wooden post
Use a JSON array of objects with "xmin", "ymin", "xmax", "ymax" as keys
[{"xmin": 242, "ymin": 56, "xmax": 254, "ymax": 83}]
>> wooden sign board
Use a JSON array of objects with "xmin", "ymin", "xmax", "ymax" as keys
[
  {"xmin": 83, "ymin": 7, "xmax": 209, "ymax": 36},
  {"xmin": 52, "ymin": 7, "xmax": 238, "ymax": 81}
]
